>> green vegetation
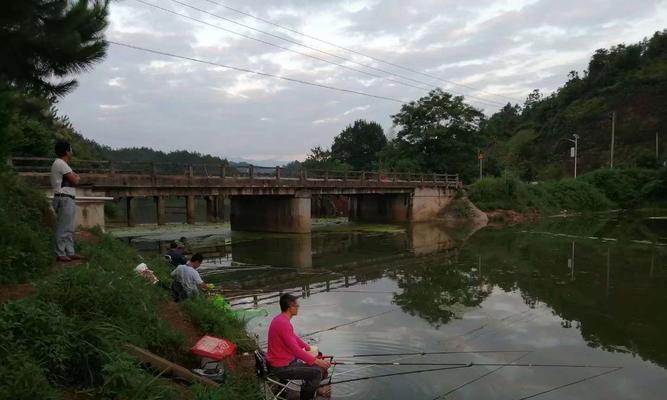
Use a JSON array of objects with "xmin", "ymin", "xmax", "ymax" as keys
[
  {"xmin": 0, "ymin": 233, "xmax": 260, "ymax": 399},
  {"xmin": 468, "ymin": 167, "xmax": 667, "ymax": 213},
  {"xmin": 0, "ymin": 170, "xmax": 54, "ymax": 283}
]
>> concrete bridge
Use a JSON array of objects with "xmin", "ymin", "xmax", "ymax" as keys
[{"xmin": 12, "ymin": 157, "xmax": 461, "ymax": 233}]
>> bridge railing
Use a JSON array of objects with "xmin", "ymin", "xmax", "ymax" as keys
[{"xmin": 9, "ymin": 157, "xmax": 459, "ymax": 187}]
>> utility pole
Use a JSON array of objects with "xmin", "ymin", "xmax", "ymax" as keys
[
  {"xmin": 656, "ymin": 131, "xmax": 660, "ymax": 163},
  {"xmin": 478, "ymin": 151, "xmax": 484, "ymax": 180},
  {"xmin": 567, "ymin": 134, "xmax": 579, "ymax": 179},
  {"xmin": 610, "ymin": 111, "xmax": 616, "ymax": 169}
]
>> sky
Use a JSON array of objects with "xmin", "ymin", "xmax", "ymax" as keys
[{"xmin": 57, "ymin": 0, "xmax": 667, "ymax": 165}]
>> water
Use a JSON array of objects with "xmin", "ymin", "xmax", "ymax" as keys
[{"xmin": 121, "ymin": 211, "xmax": 667, "ymax": 399}]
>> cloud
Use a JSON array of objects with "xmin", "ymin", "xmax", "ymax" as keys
[{"xmin": 56, "ymin": 0, "xmax": 667, "ymax": 162}]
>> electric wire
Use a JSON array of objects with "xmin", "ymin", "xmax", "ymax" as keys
[
  {"xmin": 199, "ymin": 0, "xmax": 522, "ymax": 103},
  {"xmin": 134, "ymin": 0, "xmax": 438, "ymax": 96},
  {"xmin": 108, "ymin": 40, "xmax": 407, "ymax": 103},
  {"xmin": 157, "ymin": 0, "xmax": 507, "ymax": 108}
]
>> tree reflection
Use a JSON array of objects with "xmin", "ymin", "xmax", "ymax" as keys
[{"xmin": 387, "ymin": 264, "xmax": 492, "ymax": 328}]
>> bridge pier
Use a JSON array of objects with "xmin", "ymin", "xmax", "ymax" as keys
[
  {"xmin": 348, "ymin": 194, "xmax": 410, "ymax": 223},
  {"xmin": 186, "ymin": 195, "xmax": 196, "ymax": 224},
  {"xmin": 230, "ymin": 194, "xmax": 311, "ymax": 233},
  {"xmin": 349, "ymin": 188, "xmax": 454, "ymax": 223},
  {"xmin": 154, "ymin": 196, "xmax": 166, "ymax": 225},
  {"xmin": 126, "ymin": 197, "xmax": 136, "ymax": 227}
]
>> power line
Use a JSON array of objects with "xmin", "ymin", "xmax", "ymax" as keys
[
  {"xmin": 199, "ymin": 0, "xmax": 522, "ymax": 104},
  {"xmin": 107, "ymin": 40, "xmax": 407, "ymax": 103},
  {"xmin": 156, "ymin": 0, "xmax": 506, "ymax": 108},
  {"xmin": 134, "ymin": 0, "xmax": 434, "ymax": 95}
]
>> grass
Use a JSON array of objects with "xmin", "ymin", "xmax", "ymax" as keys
[
  {"xmin": 0, "ymin": 229, "xmax": 261, "ymax": 399},
  {"xmin": 0, "ymin": 170, "xmax": 54, "ymax": 283}
]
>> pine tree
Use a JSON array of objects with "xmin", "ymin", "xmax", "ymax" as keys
[{"xmin": 0, "ymin": 0, "xmax": 109, "ymax": 96}]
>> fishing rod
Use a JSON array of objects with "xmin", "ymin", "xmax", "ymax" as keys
[
  {"xmin": 330, "ymin": 361, "xmax": 622, "ymax": 369},
  {"xmin": 432, "ymin": 351, "xmax": 532, "ymax": 399},
  {"xmin": 325, "ymin": 364, "xmax": 472, "ymax": 386},
  {"xmin": 332, "ymin": 350, "xmax": 531, "ymax": 358},
  {"xmin": 301, "ymin": 309, "xmax": 398, "ymax": 338},
  {"xmin": 517, "ymin": 367, "xmax": 623, "ymax": 400}
]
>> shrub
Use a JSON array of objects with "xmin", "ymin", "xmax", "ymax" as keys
[
  {"xmin": 467, "ymin": 173, "xmax": 529, "ymax": 211},
  {"xmin": 580, "ymin": 168, "xmax": 657, "ymax": 207},
  {"xmin": 98, "ymin": 353, "xmax": 178, "ymax": 400},
  {"xmin": 541, "ymin": 179, "xmax": 615, "ymax": 211},
  {"xmin": 0, "ymin": 170, "xmax": 54, "ymax": 283}
]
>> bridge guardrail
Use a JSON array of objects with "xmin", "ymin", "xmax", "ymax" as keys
[{"xmin": 9, "ymin": 157, "xmax": 460, "ymax": 188}]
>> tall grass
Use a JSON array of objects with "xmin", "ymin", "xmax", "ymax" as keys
[{"xmin": 0, "ymin": 170, "xmax": 54, "ymax": 283}]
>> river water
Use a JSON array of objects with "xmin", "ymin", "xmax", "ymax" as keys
[{"xmin": 121, "ymin": 211, "xmax": 667, "ymax": 399}]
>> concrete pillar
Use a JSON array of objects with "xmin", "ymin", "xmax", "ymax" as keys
[
  {"xmin": 216, "ymin": 196, "xmax": 226, "ymax": 222},
  {"xmin": 348, "ymin": 194, "xmax": 410, "ymax": 223},
  {"xmin": 205, "ymin": 196, "xmax": 216, "ymax": 223},
  {"xmin": 155, "ymin": 196, "xmax": 166, "ymax": 225},
  {"xmin": 230, "ymin": 194, "xmax": 311, "ymax": 233},
  {"xmin": 186, "ymin": 195, "xmax": 195, "ymax": 224},
  {"xmin": 126, "ymin": 197, "xmax": 136, "ymax": 227},
  {"xmin": 410, "ymin": 188, "xmax": 453, "ymax": 222}
]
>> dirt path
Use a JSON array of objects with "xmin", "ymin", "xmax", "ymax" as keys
[{"xmin": 161, "ymin": 301, "xmax": 204, "ymax": 348}]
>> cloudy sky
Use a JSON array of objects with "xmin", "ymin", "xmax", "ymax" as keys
[{"xmin": 57, "ymin": 0, "xmax": 667, "ymax": 164}]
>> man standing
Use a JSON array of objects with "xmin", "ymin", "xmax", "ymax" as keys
[
  {"xmin": 170, "ymin": 253, "xmax": 207, "ymax": 301},
  {"xmin": 50, "ymin": 140, "xmax": 81, "ymax": 262},
  {"xmin": 267, "ymin": 294, "xmax": 331, "ymax": 400}
]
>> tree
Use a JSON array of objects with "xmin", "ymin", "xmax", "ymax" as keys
[
  {"xmin": 301, "ymin": 146, "xmax": 350, "ymax": 170},
  {"xmin": 0, "ymin": 0, "xmax": 109, "ymax": 96},
  {"xmin": 330, "ymin": 119, "xmax": 387, "ymax": 170},
  {"xmin": 384, "ymin": 89, "xmax": 485, "ymax": 179}
]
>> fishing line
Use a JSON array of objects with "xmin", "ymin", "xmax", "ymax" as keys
[
  {"xmin": 432, "ymin": 351, "xmax": 532, "ymax": 399},
  {"xmin": 326, "ymin": 364, "xmax": 472, "ymax": 386},
  {"xmin": 516, "ymin": 367, "xmax": 623, "ymax": 400},
  {"xmin": 332, "ymin": 350, "xmax": 531, "ymax": 359},
  {"xmin": 301, "ymin": 309, "xmax": 399, "ymax": 338},
  {"xmin": 331, "ymin": 361, "xmax": 621, "ymax": 368}
]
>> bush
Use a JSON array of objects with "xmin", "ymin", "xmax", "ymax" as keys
[
  {"xmin": 98, "ymin": 353, "xmax": 178, "ymax": 400},
  {"xmin": 0, "ymin": 170, "xmax": 54, "ymax": 283},
  {"xmin": 468, "ymin": 173, "xmax": 615, "ymax": 213},
  {"xmin": 467, "ymin": 173, "xmax": 530, "ymax": 211},
  {"xmin": 580, "ymin": 168, "xmax": 657, "ymax": 207},
  {"xmin": 541, "ymin": 179, "xmax": 615, "ymax": 211}
]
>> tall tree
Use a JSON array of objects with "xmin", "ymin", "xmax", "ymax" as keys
[
  {"xmin": 384, "ymin": 89, "xmax": 485, "ymax": 179},
  {"xmin": 0, "ymin": 0, "xmax": 109, "ymax": 96},
  {"xmin": 330, "ymin": 119, "xmax": 387, "ymax": 170}
]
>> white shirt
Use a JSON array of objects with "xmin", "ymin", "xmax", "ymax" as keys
[
  {"xmin": 50, "ymin": 158, "xmax": 76, "ymax": 196},
  {"xmin": 170, "ymin": 264, "xmax": 204, "ymax": 297}
]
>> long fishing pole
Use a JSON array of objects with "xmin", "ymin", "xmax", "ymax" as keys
[
  {"xmin": 301, "ymin": 309, "xmax": 398, "ymax": 338},
  {"xmin": 326, "ymin": 364, "xmax": 472, "ymax": 386},
  {"xmin": 432, "ymin": 351, "xmax": 532, "ymax": 399},
  {"xmin": 331, "ymin": 361, "xmax": 621, "ymax": 368},
  {"xmin": 332, "ymin": 350, "xmax": 531, "ymax": 358},
  {"xmin": 517, "ymin": 367, "xmax": 623, "ymax": 400}
]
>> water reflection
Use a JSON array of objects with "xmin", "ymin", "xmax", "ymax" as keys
[{"xmin": 121, "ymin": 212, "xmax": 667, "ymax": 398}]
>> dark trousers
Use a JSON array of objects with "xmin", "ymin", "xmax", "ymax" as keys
[{"xmin": 270, "ymin": 359, "xmax": 322, "ymax": 400}]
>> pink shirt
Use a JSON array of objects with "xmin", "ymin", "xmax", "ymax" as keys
[{"xmin": 266, "ymin": 313, "xmax": 316, "ymax": 367}]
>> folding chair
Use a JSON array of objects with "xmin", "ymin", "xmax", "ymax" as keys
[{"xmin": 254, "ymin": 350, "xmax": 306, "ymax": 400}]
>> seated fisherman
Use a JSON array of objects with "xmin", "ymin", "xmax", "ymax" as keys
[
  {"xmin": 166, "ymin": 241, "xmax": 187, "ymax": 267},
  {"xmin": 170, "ymin": 253, "xmax": 207, "ymax": 302},
  {"xmin": 267, "ymin": 294, "xmax": 331, "ymax": 400}
]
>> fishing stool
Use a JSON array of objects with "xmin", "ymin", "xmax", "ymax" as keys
[
  {"xmin": 191, "ymin": 335, "xmax": 237, "ymax": 384},
  {"xmin": 254, "ymin": 350, "xmax": 310, "ymax": 400}
]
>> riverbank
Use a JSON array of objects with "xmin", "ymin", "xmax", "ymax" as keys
[{"xmin": 0, "ymin": 229, "xmax": 262, "ymax": 399}]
